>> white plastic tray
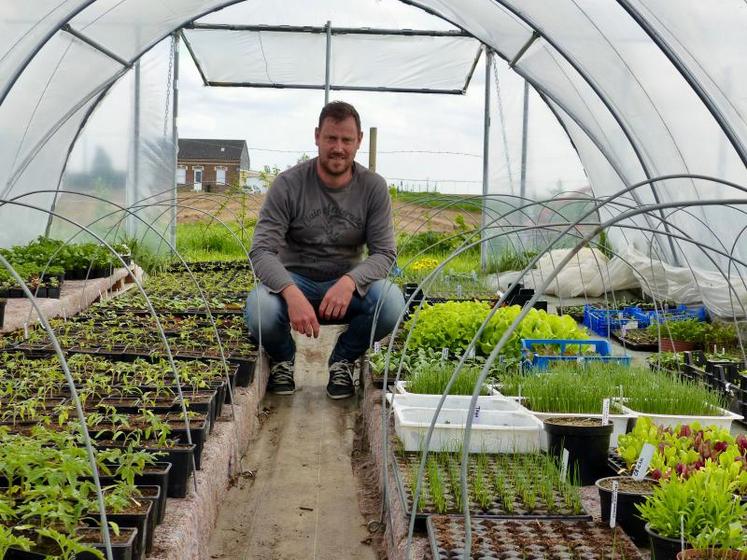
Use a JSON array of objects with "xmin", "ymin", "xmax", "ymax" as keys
[
  {"xmin": 387, "ymin": 392, "xmax": 524, "ymax": 412},
  {"xmin": 392, "ymin": 405, "xmax": 542, "ymax": 453},
  {"xmin": 617, "ymin": 401, "xmax": 742, "ymax": 431}
]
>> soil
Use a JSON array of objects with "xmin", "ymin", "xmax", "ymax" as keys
[
  {"xmin": 597, "ymin": 476, "xmax": 657, "ymax": 495},
  {"xmin": 176, "ymin": 192, "xmax": 480, "ymax": 234},
  {"xmin": 430, "ymin": 517, "xmax": 643, "ymax": 559},
  {"xmin": 544, "ymin": 416, "xmax": 606, "ymax": 427}
]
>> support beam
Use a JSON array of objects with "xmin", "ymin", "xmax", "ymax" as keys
[
  {"xmin": 61, "ymin": 24, "xmax": 131, "ymax": 68},
  {"xmin": 519, "ymin": 80, "xmax": 530, "ymax": 200},
  {"xmin": 481, "ymin": 48, "xmax": 492, "ymax": 272},
  {"xmin": 368, "ymin": 127, "xmax": 378, "ymax": 173},
  {"xmin": 324, "ymin": 21, "xmax": 331, "ymax": 105}
]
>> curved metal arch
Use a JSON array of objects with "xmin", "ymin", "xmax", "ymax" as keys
[
  {"xmin": 402, "ymin": 0, "xmax": 682, "ymax": 264},
  {"xmin": 617, "ymin": 0, "xmax": 747, "ymax": 169}
]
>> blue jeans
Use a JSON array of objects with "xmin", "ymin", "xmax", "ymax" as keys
[{"xmin": 244, "ymin": 272, "xmax": 406, "ymax": 363}]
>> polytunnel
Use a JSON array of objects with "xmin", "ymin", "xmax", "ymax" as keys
[
  {"xmin": 2, "ymin": 0, "xmax": 746, "ymax": 267},
  {"xmin": 2, "ymin": 2, "xmax": 747, "ymax": 560}
]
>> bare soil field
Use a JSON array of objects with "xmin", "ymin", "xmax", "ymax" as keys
[{"xmin": 177, "ymin": 192, "xmax": 480, "ymax": 234}]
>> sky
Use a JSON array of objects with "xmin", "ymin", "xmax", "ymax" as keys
[{"xmin": 175, "ymin": 0, "xmax": 588, "ymax": 197}]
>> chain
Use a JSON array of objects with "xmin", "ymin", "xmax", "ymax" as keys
[{"xmin": 163, "ymin": 34, "xmax": 175, "ymax": 138}]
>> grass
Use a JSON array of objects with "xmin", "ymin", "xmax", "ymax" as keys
[
  {"xmin": 175, "ymin": 221, "xmax": 253, "ymax": 262},
  {"xmin": 499, "ymin": 362, "xmax": 726, "ymax": 416},
  {"xmin": 392, "ymin": 190, "xmax": 484, "ymax": 213},
  {"xmin": 406, "ymin": 362, "xmax": 488, "ymax": 395}
]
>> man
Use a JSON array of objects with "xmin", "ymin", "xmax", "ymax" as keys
[{"xmin": 246, "ymin": 101, "xmax": 405, "ymax": 399}]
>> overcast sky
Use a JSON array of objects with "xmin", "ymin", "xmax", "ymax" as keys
[{"xmin": 176, "ymin": 0, "xmax": 588, "ymax": 197}]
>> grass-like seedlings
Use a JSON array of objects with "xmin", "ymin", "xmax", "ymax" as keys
[{"xmin": 406, "ymin": 361, "xmax": 487, "ymax": 395}]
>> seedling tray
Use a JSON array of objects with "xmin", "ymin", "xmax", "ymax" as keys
[
  {"xmin": 393, "ymin": 451, "xmax": 589, "ymax": 524},
  {"xmin": 612, "ymin": 329, "xmax": 659, "ymax": 351},
  {"xmin": 427, "ymin": 516, "xmax": 643, "ymax": 560}
]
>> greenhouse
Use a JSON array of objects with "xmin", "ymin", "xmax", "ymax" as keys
[{"xmin": 1, "ymin": 1, "xmax": 746, "ymax": 559}]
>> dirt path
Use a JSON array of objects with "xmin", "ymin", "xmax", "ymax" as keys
[
  {"xmin": 207, "ymin": 327, "xmax": 378, "ymax": 560},
  {"xmin": 177, "ymin": 192, "xmax": 480, "ymax": 234}
]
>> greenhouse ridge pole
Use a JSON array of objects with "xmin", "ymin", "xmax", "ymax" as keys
[
  {"xmin": 481, "ymin": 47, "xmax": 492, "ymax": 271},
  {"xmin": 324, "ymin": 20, "xmax": 332, "ymax": 105}
]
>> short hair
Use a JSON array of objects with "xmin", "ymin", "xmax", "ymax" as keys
[{"xmin": 318, "ymin": 101, "xmax": 361, "ymax": 133}]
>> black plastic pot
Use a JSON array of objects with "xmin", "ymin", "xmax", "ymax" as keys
[
  {"xmin": 78, "ymin": 526, "xmax": 139, "ymax": 560},
  {"xmin": 646, "ymin": 523, "xmax": 684, "ymax": 560},
  {"xmin": 544, "ymin": 417, "xmax": 613, "ymax": 485},
  {"xmin": 0, "ymin": 299, "xmax": 5, "ymax": 329},
  {"xmin": 89, "ymin": 500, "xmax": 153, "ymax": 560},
  {"xmin": 596, "ymin": 476, "xmax": 657, "ymax": 546},
  {"xmin": 46, "ymin": 285, "xmax": 61, "ymax": 299},
  {"xmin": 134, "ymin": 462, "xmax": 170, "ymax": 524},
  {"xmin": 232, "ymin": 357, "xmax": 256, "ymax": 387}
]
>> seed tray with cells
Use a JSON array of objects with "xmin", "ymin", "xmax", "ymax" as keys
[
  {"xmin": 393, "ymin": 451, "xmax": 588, "ymax": 520},
  {"xmin": 427, "ymin": 516, "xmax": 643, "ymax": 560}
]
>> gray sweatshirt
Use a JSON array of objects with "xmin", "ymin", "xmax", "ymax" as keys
[{"xmin": 249, "ymin": 158, "xmax": 396, "ymax": 296}]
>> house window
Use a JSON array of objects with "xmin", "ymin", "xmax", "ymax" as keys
[
  {"xmin": 216, "ymin": 166, "xmax": 227, "ymax": 185},
  {"xmin": 176, "ymin": 166, "xmax": 186, "ymax": 184}
]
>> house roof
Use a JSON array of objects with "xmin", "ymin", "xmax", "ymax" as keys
[{"xmin": 178, "ymin": 138, "xmax": 246, "ymax": 161}]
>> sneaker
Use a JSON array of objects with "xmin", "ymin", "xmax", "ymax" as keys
[
  {"xmin": 268, "ymin": 360, "xmax": 295, "ymax": 395},
  {"xmin": 327, "ymin": 360, "xmax": 355, "ymax": 400}
]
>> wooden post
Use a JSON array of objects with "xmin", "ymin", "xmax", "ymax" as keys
[{"xmin": 368, "ymin": 126, "xmax": 377, "ymax": 172}]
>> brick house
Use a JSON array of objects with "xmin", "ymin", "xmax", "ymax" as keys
[{"xmin": 177, "ymin": 138, "xmax": 250, "ymax": 192}]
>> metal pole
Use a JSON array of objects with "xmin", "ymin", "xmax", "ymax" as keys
[
  {"xmin": 369, "ymin": 127, "xmax": 378, "ymax": 172},
  {"xmin": 481, "ymin": 47, "xmax": 492, "ymax": 272},
  {"xmin": 519, "ymin": 79, "xmax": 529, "ymax": 200},
  {"xmin": 129, "ymin": 60, "xmax": 141, "ymax": 238},
  {"xmin": 171, "ymin": 33, "xmax": 180, "ymax": 250},
  {"xmin": 324, "ymin": 20, "xmax": 331, "ymax": 105}
]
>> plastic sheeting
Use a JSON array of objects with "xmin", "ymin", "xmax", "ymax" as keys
[
  {"xmin": 183, "ymin": 27, "xmax": 481, "ymax": 92},
  {"xmin": 498, "ymin": 246, "xmax": 747, "ymax": 318},
  {"xmin": 0, "ymin": 0, "xmax": 745, "ymax": 275}
]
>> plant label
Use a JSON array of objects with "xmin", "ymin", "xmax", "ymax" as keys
[
  {"xmin": 471, "ymin": 271, "xmax": 478, "ymax": 282},
  {"xmin": 474, "ymin": 406, "xmax": 481, "ymax": 424},
  {"xmin": 601, "ymin": 398, "xmax": 610, "ymax": 426},
  {"xmin": 560, "ymin": 448, "xmax": 570, "ymax": 481},
  {"xmin": 632, "ymin": 443, "xmax": 655, "ymax": 481},
  {"xmin": 374, "ymin": 342, "xmax": 381, "ymax": 354},
  {"xmin": 62, "ymin": 307, "xmax": 67, "ymax": 321},
  {"xmin": 23, "ymin": 323, "xmax": 29, "ymax": 339},
  {"xmin": 680, "ymin": 514, "xmax": 685, "ymax": 553},
  {"xmin": 466, "ymin": 346, "xmax": 475, "ymax": 359},
  {"xmin": 609, "ymin": 480, "xmax": 619, "ymax": 528},
  {"xmin": 456, "ymin": 284, "xmax": 463, "ymax": 298},
  {"xmin": 441, "ymin": 348, "xmax": 449, "ymax": 361}
]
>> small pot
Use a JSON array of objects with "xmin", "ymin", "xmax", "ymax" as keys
[
  {"xmin": 544, "ymin": 416, "xmax": 613, "ymax": 485},
  {"xmin": 646, "ymin": 523, "xmax": 685, "ymax": 560},
  {"xmin": 677, "ymin": 550, "xmax": 747, "ymax": 560},
  {"xmin": 661, "ymin": 338, "xmax": 696, "ymax": 352},
  {"xmin": 596, "ymin": 476, "xmax": 657, "ymax": 546}
]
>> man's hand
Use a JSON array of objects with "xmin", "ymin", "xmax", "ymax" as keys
[
  {"xmin": 281, "ymin": 284, "xmax": 320, "ymax": 338},
  {"xmin": 319, "ymin": 275, "xmax": 356, "ymax": 321}
]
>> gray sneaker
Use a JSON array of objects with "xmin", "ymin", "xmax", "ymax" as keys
[
  {"xmin": 326, "ymin": 360, "xmax": 355, "ymax": 399},
  {"xmin": 268, "ymin": 360, "xmax": 295, "ymax": 395}
]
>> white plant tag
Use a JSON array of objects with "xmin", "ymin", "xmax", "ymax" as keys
[
  {"xmin": 474, "ymin": 406, "xmax": 481, "ymax": 424},
  {"xmin": 618, "ymin": 385, "xmax": 624, "ymax": 398},
  {"xmin": 471, "ymin": 271, "xmax": 478, "ymax": 282},
  {"xmin": 62, "ymin": 307, "xmax": 67, "ymax": 321},
  {"xmin": 374, "ymin": 341, "xmax": 381, "ymax": 354},
  {"xmin": 23, "ymin": 323, "xmax": 29, "ymax": 339},
  {"xmin": 632, "ymin": 443, "xmax": 656, "ymax": 481},
  {"xmin": 441, "ymin": 348, "xmax": 449, "ymax": 361},
  {"xmin": 456, "ymin": 284, "xmax": 463, "ymax": 298},
  {"xmin": 680, "ymin": 514, "xmax": 685, "ymax": 552},
  {"xmin": 560, "ymin": 448, "xmax": 570, "ymax": 481},
  {"xmin": 602, "ymin": 398, "xmax": 610, "ymax": 426},
  {"xmin": 609, "ymin": 480, "xmax": 619, "ymax": 528},
  {"xmin": 466, "ymin": 346, "xmax": 475, "ymax": 359}
]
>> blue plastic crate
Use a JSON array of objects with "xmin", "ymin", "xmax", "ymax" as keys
[
  {"xmin": 521, "ymin": 338, "xmax": 632, "ymax": 371},
  {"xmin": 582, "ymin": 305, "xmax": 636, "ymax": 337},
  {"xmin": 628, "ymin": 304, "xmax": 706, "ymax": 328}
]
